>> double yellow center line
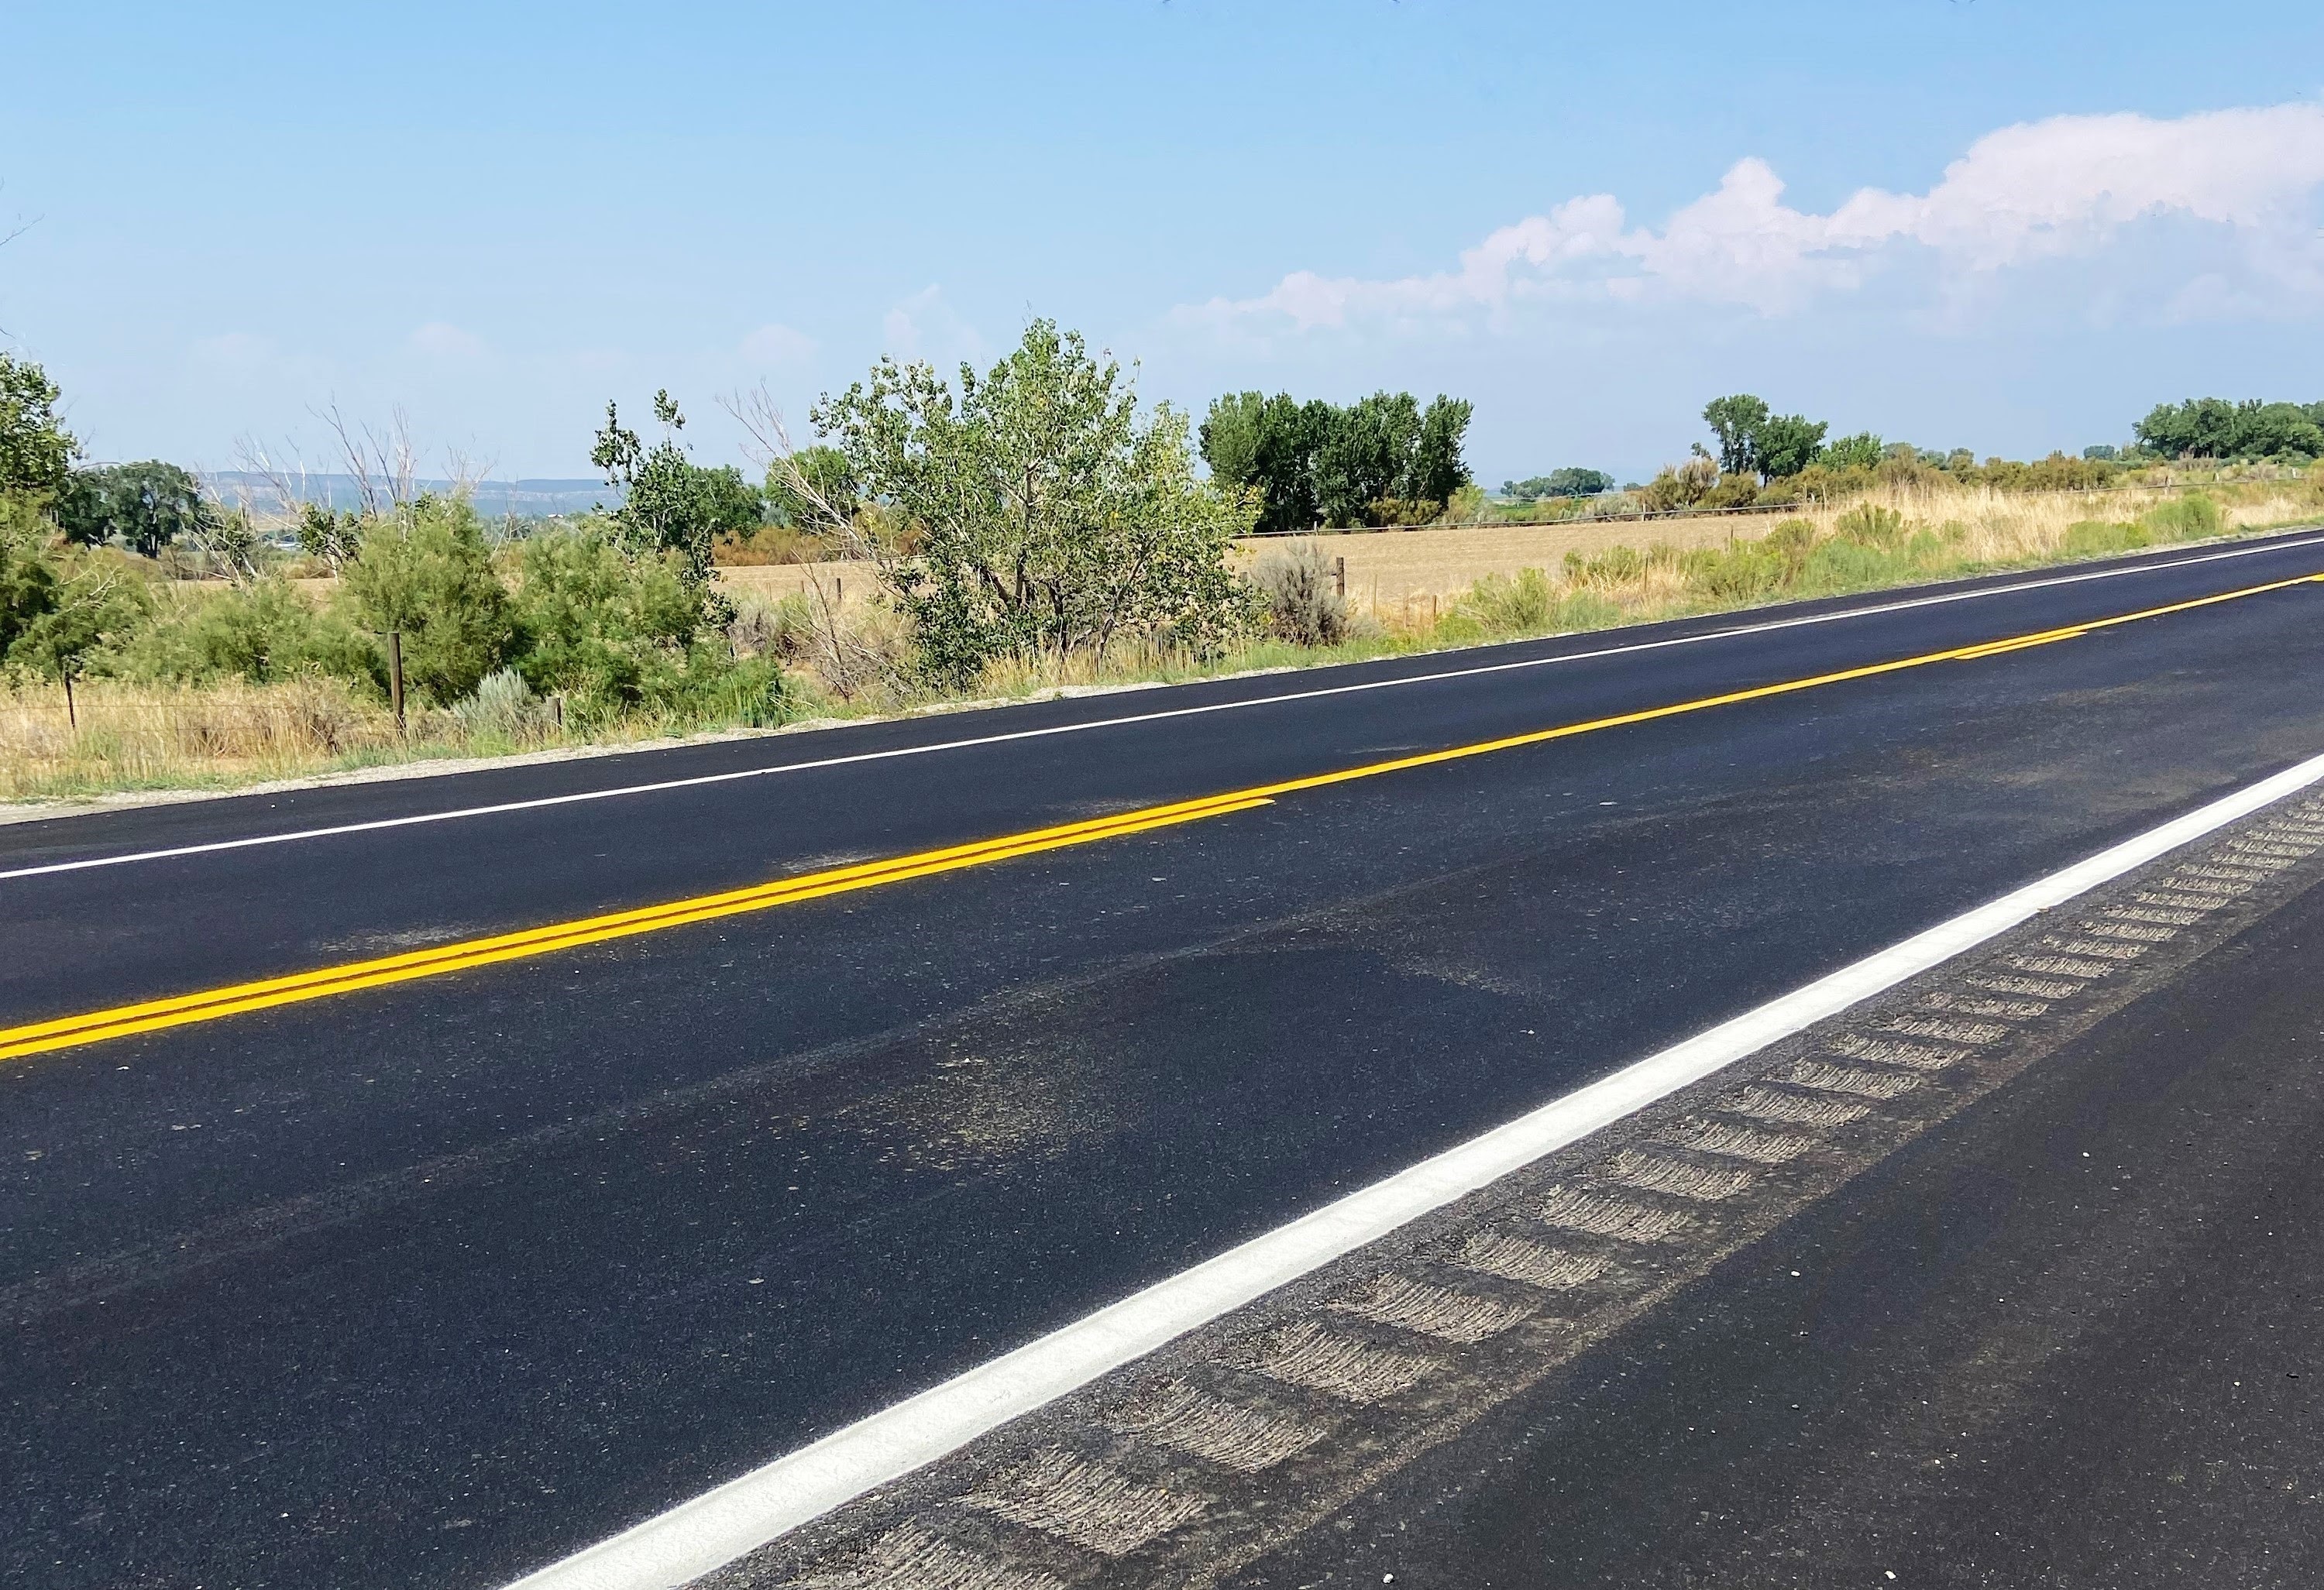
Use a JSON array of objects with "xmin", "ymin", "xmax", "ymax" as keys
[{"xmin": 5, "ymin": 571, "xmax": 2318, "ymax": 1064}]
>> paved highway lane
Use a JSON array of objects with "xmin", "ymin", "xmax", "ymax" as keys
[
  {"xmin": 2, "ymin": 531, "xmax": 2322, "ymax": 1587},
  {"xmin": 1246, "ymin": 854, "xmax": 2324, "ymax": 1589},
  {"xmin": 5, "ymin": 531, "xmax": 2323, "ymax": 1024}
]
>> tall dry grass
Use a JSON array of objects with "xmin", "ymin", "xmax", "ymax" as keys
[
  {"xmin": 5, "ymin": 476, "xmax": 2317, "ymax": 803},
  {"xmin": 1762, "ymin": 479, "xmax": 2316, "ymax": 565},
  {"xmin": 0, "ymin": 677, "xmax": 420, "ymax": 799}
]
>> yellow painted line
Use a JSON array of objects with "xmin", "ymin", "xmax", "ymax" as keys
[{"xmin": 5, "ymin": 570, "xmax": 2319, "ymax": 1064}]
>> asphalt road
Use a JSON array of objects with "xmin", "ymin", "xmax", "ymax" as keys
[
  {"xmin": 4, "ymin": 531, "xmax": 2323, "ymax": 1588},
  {"xmin": 1247, "ymin": 840, "xmax": 2324, "ymax": 1590}
]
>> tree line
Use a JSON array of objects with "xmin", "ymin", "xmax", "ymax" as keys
[
  {"xmin": 2133, "ymin": 397, "xmax": 2324, "ymax": 462},
  {"xmin": 1196, "ymin": 390, "xmax": 1474, "ymax": 533}
]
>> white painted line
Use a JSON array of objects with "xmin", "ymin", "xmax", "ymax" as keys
[
  {"xmin": 500, "ymin": 744, "xmax": 2324, "ymax": 1590},
  {"xmin": 7, "ymin": 529, "xmax": 2321, "ymax": 884}
]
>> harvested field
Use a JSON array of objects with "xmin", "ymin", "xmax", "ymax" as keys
[{"xmin": 713, "ymin": 479, "xmax": 2321, "ymax": 620}]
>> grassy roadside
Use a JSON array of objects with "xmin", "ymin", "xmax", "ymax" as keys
[{"xmin": 5, "ymin": 477, "xmax": 2318, "ymax": 809}]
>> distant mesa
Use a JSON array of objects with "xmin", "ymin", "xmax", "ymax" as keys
[{"xmin": 198, "ymin": 472, "xmax": 616, "ymax": 520}]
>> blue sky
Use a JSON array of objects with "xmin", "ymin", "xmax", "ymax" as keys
[{"xmin": 5, "ymin": 1, "xmax": 2322, "ymax": 484}]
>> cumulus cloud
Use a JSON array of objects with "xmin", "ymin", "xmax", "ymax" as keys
[
  {"xmin": 882, "ymin": 285, "xmax": 985, "ymax": 366},
  {"xmin": 740, "ymin": 321, "xmax": 816, "ymax": 366},
  {"xmin": 1183, "ymin": 101, "xmax": 2324, "ymax": 331}
]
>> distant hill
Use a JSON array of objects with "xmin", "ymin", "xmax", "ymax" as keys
[{"xmin": 198, "ymin": 472, "xmax": 617, "ymax": 520}]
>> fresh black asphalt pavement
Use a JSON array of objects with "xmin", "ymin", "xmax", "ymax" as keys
[
  {"xmin": 1245, "ymin": 841, "xmax": 2324, "ymax": 1589},
  {"xmin": 3, "ymin": 531, "xmax": 2322, "ymax": 1587}
]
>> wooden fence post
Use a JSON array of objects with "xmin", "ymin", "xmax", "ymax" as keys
[{"xmin": 388, "ymin": 630, "xmax": 406, "ymax": 732}]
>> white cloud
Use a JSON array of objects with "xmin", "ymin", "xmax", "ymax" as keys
[
  {"xmin": 882, "ymin": 285, "xmax": 985, "ymax": 366},
  {"xmin": 740, "ymin": 321, "xmax": 816, "ymax": 366},
  {"xmin": 1183, "ymin": 101, "xmax": 2324, "ymax": 331},
  {"xmin": 408, "ymin": 321, "xmax": 487, "ymax": 360}
]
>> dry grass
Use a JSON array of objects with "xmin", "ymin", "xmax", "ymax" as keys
[
  {"xmin": 1285, "ymin": 477, "xmax": 2323, "ymax": 618},
  {"xmin": 7, "ymin": 476, "xmax": 2318, "ymax": 806},
  {"xmin": 1771, "ymin": 478, "xmax": 2315, "ymax": 563},
  {"xmin": 0, "ymin": 677, "xmax": 414, "ymax": 799}
]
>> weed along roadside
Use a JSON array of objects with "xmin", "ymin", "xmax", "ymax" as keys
[{"xmin": 2, "ymin": 332, "xmax": 2322, "ymax": 805}]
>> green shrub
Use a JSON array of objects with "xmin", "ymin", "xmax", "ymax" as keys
[
  {"xmin": 108, "ymin": 578, "xmax": 377, "ymax": 687},
  {"xmin": 1552, "ymin": 590, "xmax": 1622, "ymax": 630},
  {"xmin": 1566, "ymin": 545, "xmax": 1645, "ymax": 584},
  {"xmin": 0, "ymin": 510, "xmax": 154, "ymax": 681},
  {"xmin": 1430, "ymin": 610, "xmax": 1484, "ymax": 644},
  {"xmin": 1801, "ymin": 538, "xmax": 1912, "ymax": 591},
  {"xmin": 338, "ymin": 496, "xmax": 516, "ymax": 704},
  {"xmin": 1459, "ymin": 568, "xmax": 1556, "ymax": 634},
  {"xmin": 1696, "ymin": 544, "xmax": 1789, "ymax": 600},
  {"xmin": 653, "ymin": 650, "xmax": 788, "ymax": 727},
  {"xmin": 511, "ymin": 525, "xmax": 730, "ymax": 719},
  {"xmin": 2061, "ymin": 520, "xmax": 2151, "ymax": 558},
  {"xmin": 1759, "ymin": 518, "xmax": 1820, "ymax": 577},
  {"xmin": 2137, "ymin": 493, "xmax": 2221, "ymax": 541},
  {"xmin": 1831, "ymin": 503, "xmax": 1908, "ymax": 551}
]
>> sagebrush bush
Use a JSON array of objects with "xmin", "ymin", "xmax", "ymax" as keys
[
  {"xmin": 451, "ymin": 667, "xmax": 552, "ymax": 743},
  {"xmin": 1249, "ymin": 541, "xmax": 1349, "ymax": 646}
]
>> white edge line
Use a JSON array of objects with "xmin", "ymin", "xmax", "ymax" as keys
[
  {"xmin": 502, "ymin": 742, "xmax": 2324, "ymax": 1590},
  {"xmin": 9, "ymin": 531, "xmax": 2322, "ymax": 884}
]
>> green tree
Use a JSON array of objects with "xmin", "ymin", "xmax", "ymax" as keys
[
  {"xmin": 1752, "ymin": 414, "xmax": 1830, "ymax": 480},
  {"xmin": 2235, "ymin": 402, "xmax": 2324, "ymax": 459},
  {"xmin": 56, "ymin": 461, "xmax": 215, "ymax": 556},
  {"xmin": 1701, "ymin": 394, "xmax": 1769, "ymax": 476},
  {"xmin": 1818, "ymin": 433, "xmax": 1884, "ymax": 470},
  {"xmin": 1314, "ymin": 391, "xmax": 1421, "ymax": 527},
  {"xmin": 1504, "ymin": 469, "xmax": 1611, "ymax": 499},
  {"xmin": 592, "ymin": 390, "xmax": 740, "ymax": 582},
  {"xmin": 295, "ymin": 503, "xmax": 367, "ymax": 571},
  {"xmin": 2133, "ymin": 397, "xmax": 2324, "ymax": 460},
  {"xmin": 0, "ymin": 352, "xmax": 77, "ymax": 498},
  {"xmin": 813, "ymin": 319, "xmax": 1258, "ymax": 685},
  {"xmin": 0, "ymin": 499, "xmax": 150, "ymax": 679},
  {"xmin": 0, "ymin": 501, "xmax": 60, "ymax": 659},
  {"xmin": 763, "ymin": 444, "xmax": 858, "ymax": 527},
  {"xmin": 1199, "ymin": 392, "xmax": 1329, "ymax": 534},
  {"xmin": 696, "ymin": 465, "xmax": 766, "ymax": 538},
  {"xmin": 337, "ymin": 495, "xmax": 516, "ymax": 702},
  {"xmin": 1401, "ymin": 396, "xmax": 1473, "ymax": 508}
]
